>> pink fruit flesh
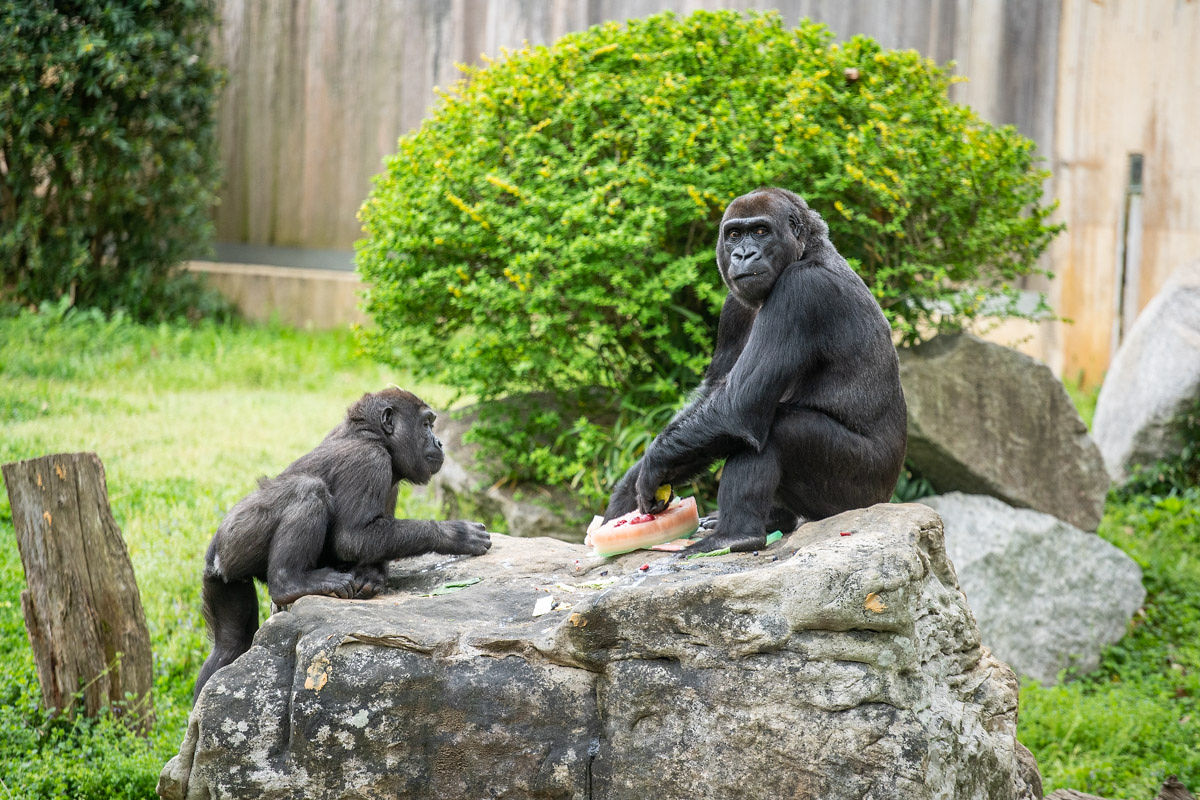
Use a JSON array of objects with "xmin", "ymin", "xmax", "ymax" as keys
[{"xmin": 587, "ymin": 496, "xmax": 700, "ymax": 557}]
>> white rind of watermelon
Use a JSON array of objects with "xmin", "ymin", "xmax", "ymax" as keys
[{"xmin": 585, "ymin": 496, "xmax": 700, "ymax": 557}]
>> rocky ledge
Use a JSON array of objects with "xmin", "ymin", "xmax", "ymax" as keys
[{"xmin": 159, "ymin": 503, "xmax": 1042, "ymax": 800}]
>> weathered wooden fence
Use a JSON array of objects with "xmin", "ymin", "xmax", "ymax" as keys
[
  {"xmin": 212, "ymin": 0, "xmax": 1057, "ymax": 251},
  {"xmin": 205, "ymin": 0, "xmax": 1200, "ymax": 381}
]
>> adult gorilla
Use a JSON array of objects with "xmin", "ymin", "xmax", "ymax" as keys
[{"xmin": 603, "ymin": 187, "xmax": 907, "ymax": 554}]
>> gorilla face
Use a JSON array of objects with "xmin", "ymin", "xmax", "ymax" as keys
[
  {"xmin": 379, "ymin": 392, "xmax": 443, "ymax": 485},
  {"xmin": 716, "ymin": 190, "xmax": 806, "ymax": 306}
]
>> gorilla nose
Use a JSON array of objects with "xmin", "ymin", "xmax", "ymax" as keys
[{"xmin": 732, "ymin": 247, "xmax": 760, "ymax": 265}]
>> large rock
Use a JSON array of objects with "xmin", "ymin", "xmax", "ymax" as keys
[
  {"xmin": 900, "ymin": 333, "xmax": 1110, "ymax": 531},
  {"xmin": 160, "ymin": 504, "xmax": 1042, "ymax": 800},
  {"xmin": 921, "ymin": 493, "xmax": 1144, "ymax": 684},
  {"xmin": 1093, "ymin": 261, "xmax": 1200, "ymax": 482}
]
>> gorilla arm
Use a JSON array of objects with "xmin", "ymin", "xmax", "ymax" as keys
[
  {"xmin": 325, "ymin": 447, "xmax": 490, "ymax": 565},
  {"xmin": 633, "ymin": 264, "xmax": 826, "ymax": 513}
]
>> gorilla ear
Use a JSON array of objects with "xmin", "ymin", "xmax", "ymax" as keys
[
  {"xmin": 381, "ymin": 406, "xmax": 395, "ymax": 436},
  {"xmin": 787, "ymin": 211, "xmax": 804, "ymax": 240}
]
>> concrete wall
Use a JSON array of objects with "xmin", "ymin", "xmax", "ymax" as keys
[
  {"xmin": 202, "ymin": 0, "xmax": 1200, "ymax": 383},
  {"xmin": 186, "ymin": 262, "xmax": 365, "ymax": 328}
]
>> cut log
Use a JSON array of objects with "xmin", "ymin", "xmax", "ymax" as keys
[
  {"xmin": 1159, "ymin": 776, "xmax": 1198, "ymax": 800},
  {"xmin": 2, "ymin": 452, "xmax": 153, "ymax": 732},
  {"xmin": 1046, "ymin": 775, "xmax": 1196, "ymax": 800}
]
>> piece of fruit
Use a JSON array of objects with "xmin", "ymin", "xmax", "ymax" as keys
[{"xmin": 586, "ymin": 496, "xmax": 700, "ymax": 557}]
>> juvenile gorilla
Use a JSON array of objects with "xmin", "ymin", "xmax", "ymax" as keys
[
  {"xmin": 194, "ymin": 388, "xmax": 492, "ymax": 700},
  {"xmin": 603, "ymin": 188, "xmax": 907, "ymax": 554}
]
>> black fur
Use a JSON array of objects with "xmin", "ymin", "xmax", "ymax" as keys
[
  {"xmin": 194, "ymin": 388, "xmax": 491, "ymax": 700},
  {"xmin": 603, "ymin": 188, "xmax": 907, "ymax": 554}
]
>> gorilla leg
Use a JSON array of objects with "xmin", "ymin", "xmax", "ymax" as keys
[
  {"xmin": 265, "ymin": 475, "xmax": 356, "ymax": 606},
  {"xmin": 682, "ymin": 409, "xmax": 891, "ymax": 555},
  {"xmin": 194, "ymin": 573, "xmax": 258, "ymax": 701},
  {"xmin": 773, "ymin": 408, "xmax": 900, "ymax": 520},
  {"xmin": 682, "ymin": 443, "xmax": 781, "ymax": 554}
]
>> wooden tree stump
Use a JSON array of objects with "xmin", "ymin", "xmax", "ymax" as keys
[
  {"xmin": 2, "ymin": 452, "xmax": 154, "ymax": 732},
  {"xmin": 1159, "ymin": 776, "xmax": 1198, "ymax": 800}
]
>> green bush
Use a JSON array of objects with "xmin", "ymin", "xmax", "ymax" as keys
[
  {"xmin": 357, "ymin": 10, "xmax": 1060, "ymax": 498},
  {"xmin": 0, "ymin": 0, "xmax": 226, "ymax": 321}
]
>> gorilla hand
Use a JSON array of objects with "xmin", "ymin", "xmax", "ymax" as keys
[
  {"xmin": 437, "ymin": 520, "xmax": 493, "ymax": 555},
  {"xmin": 634, "ymin": 453, "xmax": 671, "ymax": 515}
]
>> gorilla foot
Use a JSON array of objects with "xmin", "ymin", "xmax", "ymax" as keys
[
  {"xmin": 679, "ymin": 529, "xmax": 766, "ymax": 556},
  {"xmin": 698, "ymin": 508, "xmax": 800, "ymax": 536},
  {"xmin": 349, "ymin": 574, "xmax": 386, "ymax": 599},
  {"xmin": 270, "ymin": 567, "xmax": 357, "ymax": 605}
]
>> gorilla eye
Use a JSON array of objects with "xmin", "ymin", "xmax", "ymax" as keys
[
  {"xmin": 753, "ymin": 225, "xmax": 769, "ymax": 236},
  {"xmin": 727, "ymin": 230, "xmax": 742, "ymax": 241}
]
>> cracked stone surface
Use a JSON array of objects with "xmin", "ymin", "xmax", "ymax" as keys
[
  {"xmin": 899, "ymin": 333, "xmax": 1110, "ymax": 531},
  {"xmin": 921, "ymin": 493, "xmax": 1144, "ymax": 685},
  {"xmin": 159, "ymin": 503, "xmax": 1042, "ymax": 800}
]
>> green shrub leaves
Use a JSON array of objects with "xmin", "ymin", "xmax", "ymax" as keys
[
  {"xmin": 357, "ymin": 10, "xmax": 1061, "ymax": 494},
  {"xmin": 0, "ymin": 0, "xmax": 224, "ymax": 320}
]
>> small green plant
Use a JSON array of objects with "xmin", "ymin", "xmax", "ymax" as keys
[
  {"xmin": 1019, "ymin": 489, "xmax": 1200, "ymax": 796},
  {"xmin": 0, "ymin": 0, "xmax": 226, "ymax": 321},
  {"xmin": 890, "ymin": 462, "xmax": 935, "ymax": 503},
  {"xmin": 357, "ymin": 10, "xmax": 1060, "ymax": 492}
]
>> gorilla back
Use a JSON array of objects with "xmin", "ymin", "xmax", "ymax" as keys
[
  {"xmin": 603, "ymin": 188, "xmax": 906, "ymax": 555},
  {"xmin": 194, "ymin": 388, "xmax": 492, "ymax": 701}
]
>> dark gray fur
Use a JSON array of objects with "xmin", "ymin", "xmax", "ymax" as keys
[
  {"xmin": 602, "ymin": 188, "xmax": 907, "ymax": 554},
  {"xmin": 194, "ymin": 388, "xmax": 491, "ymax": 700}
]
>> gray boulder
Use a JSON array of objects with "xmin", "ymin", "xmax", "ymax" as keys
[
  {"xmin": 900, "ymin": 333, "xmax": 1110, "ymax": 531},
  {"xmin": 921, "ymin": 493, "xmax": 1144, "ymax": 684},
  {"xmin": 160, "ymin": 503, "xmax": 1042, "ymax": 800},
  {"xmin": 1093, "ymin": 261, "xmax": 1200, "ymax": 483}
]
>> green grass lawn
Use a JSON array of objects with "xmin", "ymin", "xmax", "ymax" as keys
[
  {"xmin": 0, "ymin": 310, "xmax": 452, "ymax": 798},
  {"xmin": 0, "ymin": 310, "xmax": 1196, "ymax": 798}
]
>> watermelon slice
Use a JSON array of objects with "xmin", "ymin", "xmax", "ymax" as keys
[{"xmin": 585, "ymin": 496, "xmax": 700, "ymax": 557}]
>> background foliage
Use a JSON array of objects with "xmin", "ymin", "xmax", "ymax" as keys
[
  {"xmin": 0, "ymin": 0, "xmax": 226, "ymax": 320},
  {"xmin": 357, "ymin": 10, "xmax": 1060, "ymax": 499}
]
